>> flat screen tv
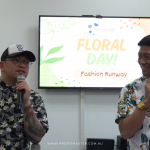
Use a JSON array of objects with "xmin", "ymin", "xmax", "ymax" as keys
[{"xmin": 38, "ymin": 15, "xmax": 150, "ymax": 89}]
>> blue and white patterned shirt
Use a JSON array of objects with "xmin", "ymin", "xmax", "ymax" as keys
[{"xmin": 116, "ymin": 76, "xmax": 150, "ymax": 150}]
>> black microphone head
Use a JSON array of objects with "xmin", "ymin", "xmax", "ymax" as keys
[
  {"xmin": 31, "ymin": 144, "xmax": 41, "ymax": 150},
  {"xmin": 17, "ymin": 75, "xmax": 25, "ymax": 82}
]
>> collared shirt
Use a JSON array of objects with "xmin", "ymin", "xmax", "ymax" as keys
[
  {"xmin": 0, "ymin": 77, "xmax": 49, "ymax": 150},
  {"xmin": 116, "ymin": 76, "xmax": 150, "ymax": 150}
]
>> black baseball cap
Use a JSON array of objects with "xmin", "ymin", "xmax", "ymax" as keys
[{"xmin": 1, "ymin": 44, "xmax": 36, "ymax": 62}]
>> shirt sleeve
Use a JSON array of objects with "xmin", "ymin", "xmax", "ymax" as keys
[
  {"xmin": 115, "ymin": 85, "xmax": 137, "ymax": 124},
  {"xmin": 30, "ymin": 90, "xmax": 49, "ymax": 132}
]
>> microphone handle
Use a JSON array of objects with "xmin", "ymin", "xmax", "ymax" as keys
[
  {"xmin": 17, "ymin": 75, "xmax": 25, "ymax": 109},
  {"xmin": 31, "ymin": 144, "xmax": 41, "ymax": 150},
  {"xmin": 17, "ymin": 90, "xmax": 22, "ymax": 109}
]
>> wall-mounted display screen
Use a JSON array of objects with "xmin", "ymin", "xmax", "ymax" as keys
[{"xmin": 39, "ymin": 15, "xmax": 150, "ymax": 89}]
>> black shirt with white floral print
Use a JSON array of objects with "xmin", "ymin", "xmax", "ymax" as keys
[{"xmin": 0, "ymin": 77, "xmax": 49, "ymax": 150}]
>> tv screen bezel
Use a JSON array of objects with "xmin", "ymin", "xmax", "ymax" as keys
[{"xmin": 38, "ymin": 15, "xmax": 149, "ymax": 89}]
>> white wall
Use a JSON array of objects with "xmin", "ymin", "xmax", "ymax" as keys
[{"xmin": 0, "ymin": 0, "xmax": 149, "ymax": 150}]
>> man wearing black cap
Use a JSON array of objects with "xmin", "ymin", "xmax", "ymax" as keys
[
  {"xmin": 0, "ymin": 44, "xmax": 49, "ymax": 150},
  {"xmin": 116, "ymin": 35, "xmax": 150, "ymax": 150}
]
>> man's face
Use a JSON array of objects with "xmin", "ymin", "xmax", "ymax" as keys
[
  {"xmin": 138, "ymin": 46, "xmax": 150, "ymax": 77},
  {"xmin": 1, "ymin": 55, "xmax": 30, "ymax": 80}
]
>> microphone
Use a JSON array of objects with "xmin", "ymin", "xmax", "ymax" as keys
[
  {"xmin": 31, "ymin": 144, "xmax": 41, "ymax": 150},
  {"xmin": 17, "ymin": 75, "xmax": 25, "ymax": 109}
]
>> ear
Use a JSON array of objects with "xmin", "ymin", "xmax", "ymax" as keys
[{"xmin": 0, "ymin": 61, "xmax": 5, "ymax": 71}]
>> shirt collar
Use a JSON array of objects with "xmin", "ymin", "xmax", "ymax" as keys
[
  {"xmin": 0, "ymin": 77, "xmax": 16, "ymax": 90},
  {"xmin": 140, "ymin": 76, "xmax": 149, "ymax": 83}
]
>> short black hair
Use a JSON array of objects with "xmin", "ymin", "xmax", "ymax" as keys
[{"xmin": 138, "ymin": 35, "xmax": 150, "ymax": 46}]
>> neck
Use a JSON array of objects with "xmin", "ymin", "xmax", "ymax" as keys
[{"xmin": 1, "ymin": 75, "xmax": 17, "ymax": 87}]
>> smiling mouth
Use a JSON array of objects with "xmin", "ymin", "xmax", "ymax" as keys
[{"xmin": 141, "ymin": 66, "xmax": 148, "ymax": 70}]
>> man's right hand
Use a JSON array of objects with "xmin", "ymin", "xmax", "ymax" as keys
[{"xmin": 143, "ymin": 78, "xmax": 150, "ymax": 107}]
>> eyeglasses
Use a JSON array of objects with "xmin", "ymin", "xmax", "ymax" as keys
[{"xmin": 4, "ymin": 57, "xmax": 32, "ymax": 68}]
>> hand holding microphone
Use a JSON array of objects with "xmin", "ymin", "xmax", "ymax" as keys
[
  {"xmin": 17, "ymin": 75, "xmax": 25, "ymax": 109},
  {"xmin": 16, "ymin": 75, "xmax": 31, "ymax": 108}
]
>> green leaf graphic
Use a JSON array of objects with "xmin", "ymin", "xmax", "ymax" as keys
[
  {"xmin": 42, "ymin": 57, "xmax": 64, "ymax": 64},
  {"xmin": 40, "ymin": 45, "xmax": 43, "ymax": 65},
  {"xmin": 44, "ymin": 45, "xmax": 64, "ymax": 60}
]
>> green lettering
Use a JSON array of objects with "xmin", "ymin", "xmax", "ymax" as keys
[
  {"xmin": 96, "ymin": 53, "xmax": 105, "ymax": 65},
  {"xmin": 106, "ymin": 53, "xmax": 114, "ymax": 65},
  {"xmin": 87, "ymin": 53, "xmax": 96, "ymax": 65}
]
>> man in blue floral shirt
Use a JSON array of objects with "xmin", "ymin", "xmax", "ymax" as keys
[
  {"xmin": 116, "ymin": 35, "xmax": 150, "ymax": 150},
  {"xmin": 0, "ymin": 44, "xmax": 49, "ymax": 150}
]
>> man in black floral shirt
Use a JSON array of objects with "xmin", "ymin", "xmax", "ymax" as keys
[{"xmin": 0, "ymin": 44, "xmax": 49, "ymax": 150}]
